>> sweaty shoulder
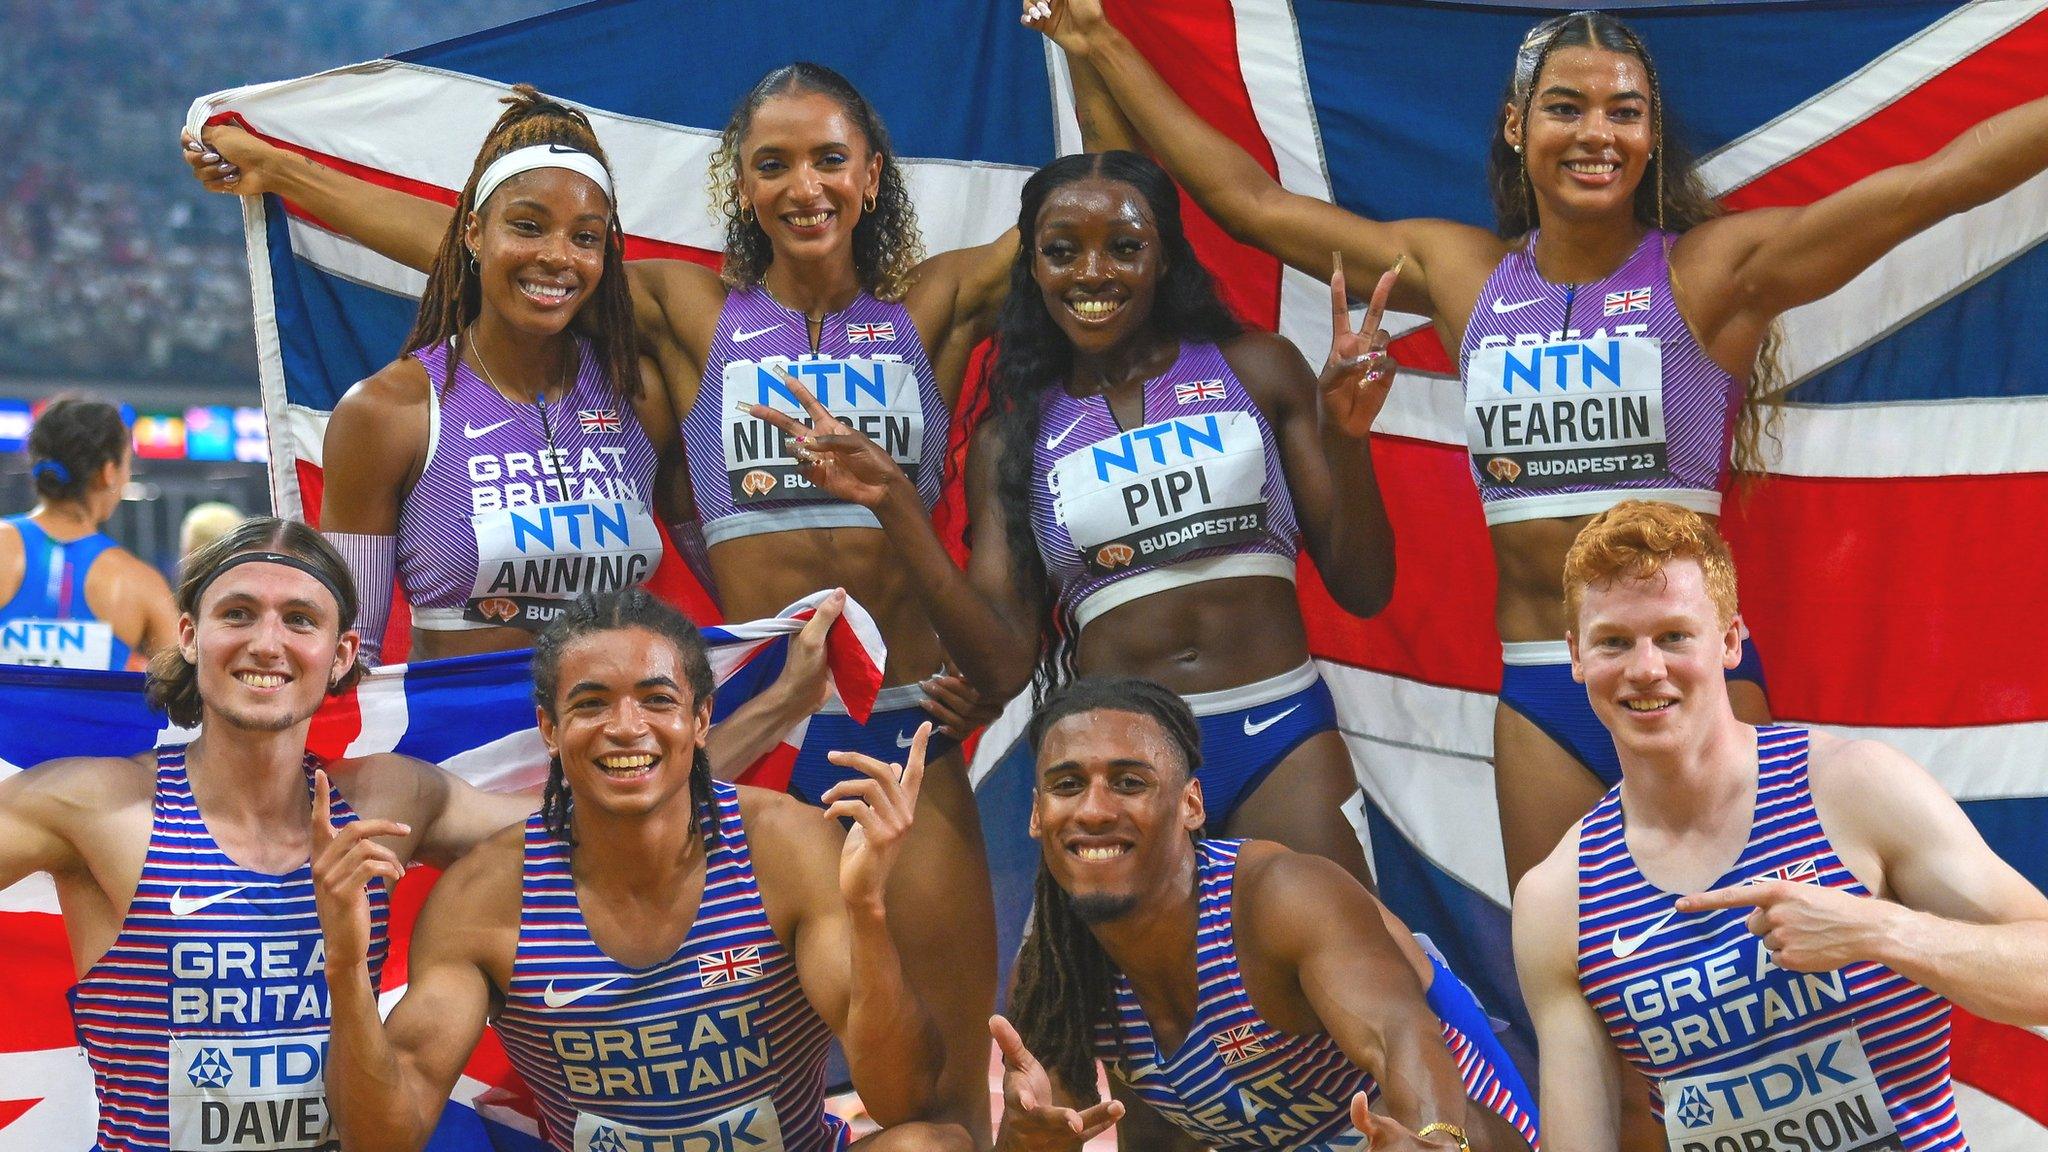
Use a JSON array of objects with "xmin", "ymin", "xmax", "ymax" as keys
[
  {"xmin": 321, "ymin": 752, "xmax": 447, "ymax": 827},
  {"xmin": 1232, "ymin": 840, "xmax": 1359, "ymax": 929},
  {"xmin": 17, "ymin": 749, "xmax": 159, "ymax": 807},
  {"xmin": 1217, "ymin": 329, "xmax": 1316, "ymax": 412},
  {"xmin": 1511, "ymin": 823, "xmax": 1583, "ymax": 952},
  {"xmin": 426, "ymin": 819, "xmax": 527, "ymax": 920},
  {"xmin": 630, "ymin": 258, "xmax": 728, "ymax": 355},
  {"xmin": 736, "ymin": 784, "xmax": 839, "ymax": 872}
]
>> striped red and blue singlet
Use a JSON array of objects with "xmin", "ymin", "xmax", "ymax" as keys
[
  {"xmin": 1029, "ymin": 342, "xmax": 1301, "ymax": 629},
  {"xmin": 492, "ymin": 780, "xmax": 847, "ymax": 1152},
  {"xmin": 1576, "ymin": 727, "xmax": 1965, "ymax": 1151},
  {"xmin": 1092, "ymin": 839, "xmax": 1539, "ymax": 1151},
  {"xmin": 70, "ymin": 746, "xmax": 391, "ymax": 1152},
  {"xmin": 682, "ymin": 286, "xmax": 949, "ymax": 547}
]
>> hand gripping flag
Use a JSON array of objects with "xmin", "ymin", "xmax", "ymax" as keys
[{"xmin": 0, "ymin": 594, "xmax": 883, "ymax": 1149}]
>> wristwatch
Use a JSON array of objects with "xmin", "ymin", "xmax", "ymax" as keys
[{"xmin": 1416, "ymin": 1121, "xmax": 1471, "ymax": 1152}]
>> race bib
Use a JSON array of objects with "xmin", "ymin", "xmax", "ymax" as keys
[
  {"xmin": 168, "ymin": 1032, "xmax": 334, "ymax": 1151},
  {"xmin": 572, "ymin": 1096, "xmax": 786, "ymax": 1152},
  {"xmin": 0, "ymin": 617, "xmax": 113, "ymax": 668},
  {"xmin": 1049, "ymin": 411, "xmax": 1269, "ymax": 577},
  {"xmin": 1659, "ymin": 1028, "xmax": 1903, "ymax": 1152},
  {"xmin": 466, "ymin": 499, "xmax": 662, "ymax": 630},
  {"xmin": 721, "ymin": 354, "xmax": 923, "ymax": 504},
  {"xmin": 1465, "ymin": 335, "xmax": 1667, "ymax": 489}
]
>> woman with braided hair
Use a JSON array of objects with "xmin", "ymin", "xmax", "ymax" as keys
[
  {"xmin": 1028, "ymin": 2, "xmax": 2048, "ymax": 890},
  {"xmin": 0, "ymin": 394, "xmax": 174, "ymax": 670},
  {"xmin": 188, "ymin": 63, "xmax": 1018, "ymax": 1141}
]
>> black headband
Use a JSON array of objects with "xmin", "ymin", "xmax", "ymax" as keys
[{"xmin": 192, "ymin": 551, "xmax": 353, "ymax": 628}]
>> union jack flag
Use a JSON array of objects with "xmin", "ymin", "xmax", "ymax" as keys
[
  {"xmin": 577, "ymin": 408, "xmax": 623, "ymax": 434},
  {"xmin": 1173, "ymin": 379, "xmax": 1227, "ymax": 405},
  {"xmin": 846, "ymin": 321, "xmax": 895, "ymax": 343},
  {"xmin": 1212, "ymin": 1023, "xmax": 1266, "ymax": 1067},
  {"xmin": 1603, "ymin": 287, "xmax": 1653, "ymax": 316},
  {"xmin": 696, "ymin": 946, "xmax": 764, "ymax": 987}
]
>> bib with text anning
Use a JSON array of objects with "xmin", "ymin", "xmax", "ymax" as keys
[{"xmin": 465, "ymin": 499, "xmax": 662, "ymax": 630}]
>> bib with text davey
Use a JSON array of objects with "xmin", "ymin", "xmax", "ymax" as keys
[
  {"xmin": 572, "ymin": 1097, "xmax": 786, "ymax": 1152},
  {"xmin": 0, "ymin": 617, "xmax": 113, "ymax": 667},
  {"xmin": 722, "ymin": 354, "xmax": 923, "ymax": 504},
  {"xmin": 1050, "ymin": 412, "xmax": 1270, "ymax": 577},
  {"xmin": 1660, "ymin": 1028, "xmax": 1902, "ymax": 1152},
  {"xmin": 466, "ymin": 499, "xmax": 662, "ymax": 630},
  {"xmin": 1465, "ymin": 329, "xmax": 1668, "ymax": 489}
]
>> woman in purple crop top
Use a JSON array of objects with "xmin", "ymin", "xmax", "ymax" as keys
[
  {"xmin": 189, "ymin": 63, "xmax": 1025, "ymax": 1143},
  {"xmin": 1031, "ymin": 2, "xmax": 2048, "ymax": 891}
]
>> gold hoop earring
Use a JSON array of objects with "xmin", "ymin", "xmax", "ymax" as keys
[
  {"xmin": 863, "ymin": 191, "xmax": 877, "ymax": 214},
  {"xmin": 739, "ymin": 203, "xmax": 755, "ymax": 225}
]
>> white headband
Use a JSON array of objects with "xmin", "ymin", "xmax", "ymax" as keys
[{"xmin": 473, "ymin": 144, "xmax": 615, "ymax": 212}]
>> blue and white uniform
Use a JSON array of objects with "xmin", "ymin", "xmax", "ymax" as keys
[
  {"xmin": 1029, "ymin": 342, "xmax": 1337, "ymax": 827},
  {"xmin": 1092, "ymin": 839, "xmax": 1541, "ymax": 1151},
  {"xmin": 1576, "ymin": 727, "xmax": 1965, "ymax": 1150},
  {"xmin": 492, "ymin": 781, "xmax": 848, "ymax": 1152},
  {"xmin": 0, "ymin": 514, "xmax": 128, "ymax": 669},
  {"xmin": 70, "ymin": 746, "xmax": 391, "ymax": 1152}
]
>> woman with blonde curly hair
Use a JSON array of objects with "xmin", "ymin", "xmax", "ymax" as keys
[{"xmin": 187, "ymin": 62, "xmax": 1016, "ymax": 1142}]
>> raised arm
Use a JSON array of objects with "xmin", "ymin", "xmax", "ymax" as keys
[
  {"xmin": 1682, "ymin": 93, "xmax": 2048, "ymax": 365},
  {"xmin": 744, "ymin": 377, "xmax": 1043, "ymax": 700},
  {"xmin": 1512, "ymin": 843, "xmax": 1624, "ymax": 1152},
  {"xmin": 1682, "ymin": 735, "xmax": 2048, "ymax": 1028},
  {"xmin": 185, "ymin": 123, "xmax": 450, "ymax": 274},
  {"xmin": 313, "ymin": 770, "xmax": 503, "ymax": 1152},
  {"xmin": 1024, "ymin": 0, "xmax": 1476, "ymax": 318}
]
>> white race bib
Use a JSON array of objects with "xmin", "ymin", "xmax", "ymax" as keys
[
  {"xmin": 572, "ymin": 1096, "xmax": 786, "ymax": 1152},
  {"xmin": 1049, "ymin": 411, "xmax": 1270, "ymax": 576},
  {"xmin": 1465, "ymin": 335, "xmax": 1668, "ymax": 488},
  {"xmin": 1660, "ymin": 1028, "xmax": 1903, "ymax": 1152},
  {"xmin": 168, "ymin": 1032, "xmax": 334, "ymax": 1151},
  {"xmin": 721, "ymin": 354, "xmax": 923, "ymax": 504},
  {"xmin": 466, "ymin": 499, "xmax": 663, "ymax": 630},
  {"xmin": 0, "ymin": 617, "xmax": 114, "ymax": 668}
]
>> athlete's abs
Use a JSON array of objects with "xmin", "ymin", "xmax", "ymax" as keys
[{"xmin": 1072, "ymin": 575, "xmax": 1309, "ymax": 694}]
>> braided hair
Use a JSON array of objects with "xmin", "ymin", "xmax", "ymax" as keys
[
  {"xmin": 401, "ymin": 84, "xmax": 640, "ymax": 408},
  {"xmin": 529, "ymin": 588, "xmax": 716, "ymax": 846},
  {"xmin": 710, "ymin": 63, "xmax": 925, "ymax": 301},
  {"xmin": 978, "ymin": 152, "xmax": 1242, "ymax": 701},
  {"xmin": 1008, "ymin": 677, "xmax": 1205, "ymax": 1102},
  {"xmin": 1487, "ymin": 11, "xmax": 1782, "ymax": 478}
]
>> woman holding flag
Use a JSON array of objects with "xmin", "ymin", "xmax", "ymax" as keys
[
  {"xmin": 188, "ymin": 62, "xmax": 1022, "ymax": 1141},
  {"xmin": 1027, "ymin": 1, "xmax": 2048, "ymax": 891}
]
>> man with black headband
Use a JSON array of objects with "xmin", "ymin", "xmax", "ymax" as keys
[{"xmin": 0, "ymin": 516, "xmax": 833, "ymax": 1152}]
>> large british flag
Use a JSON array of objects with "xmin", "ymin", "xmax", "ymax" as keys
[{"xmin": 0, "ymin": 0, "xmax": 2036, "ymax": 1147}]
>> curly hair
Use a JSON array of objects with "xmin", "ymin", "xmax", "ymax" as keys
[
  {"xmin": 402, "ymin": 84, "xmax": 641, "ymax": 408},
  {"xmin": 27, "ymin": 393, "xmax": 127, "ymax": 504},
  {"xmin": 1562, "ymin": 499, "xmax": 1740, "ymax": 628},
  {"xmin": 978, "ymin": 151, "xmax": 1242, "ymax": 699},
  {"xmin": 709, "ymin": 63, "xmax": 924, "ymax": 301},
  {"xmin": 529, "ymin": 587, "xmax": 716, "ymax": 846},
  {"xmin": 1486, "ymin": 11, "xmax": 1783, "ymax": 478},
  {"xmin": 146, "ymin": 517, "xmax": 366, "ymax": 727}
]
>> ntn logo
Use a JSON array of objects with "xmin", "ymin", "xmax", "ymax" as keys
[{"xmin": 1090, "ymin": 415, "xmax": 1227, "ymax": 480}]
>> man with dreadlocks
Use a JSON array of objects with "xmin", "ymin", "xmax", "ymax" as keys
[
  {"xmin": 312, "ymin": 587, "xmax": 971, "ymax": 1152},
  {"xmin": 996, "ymin": 677, "xmax": 1539, "ymax": 1152}
]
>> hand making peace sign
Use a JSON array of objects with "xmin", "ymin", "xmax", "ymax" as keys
[
  {"xmin": 744, "ymin": 371, "xmax": 910, "ymax": 510},
  {"xmin": 1320, "ymin": 253, "xmax": 1403, "ymax": 440}
]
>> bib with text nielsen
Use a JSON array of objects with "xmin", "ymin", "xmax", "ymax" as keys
[
  {"xmin": 721, "ymin": 354, "xmax": 923, "ymax": 505},
  {"xmin": 1465, "ymin": 334, "xmax": 1668, "ymax": 489},
  {"xmin": 1050, "ymin": 411, "xmax": 1269, "ymax": 578}
]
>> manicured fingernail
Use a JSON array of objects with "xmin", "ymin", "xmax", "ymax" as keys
[
  {"xmin": 223, "ymin": 174, "xmax": 238, "ymax": 183},
  {"xmin": 203, "ymin": 153, "xmax": 220, "ymax": 163}
]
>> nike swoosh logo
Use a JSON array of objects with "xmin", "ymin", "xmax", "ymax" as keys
[
  {"xmin": 732, "ymin": 325, "xmax": 781, "ymax": 343},
  {"xmin": 1045, "ymin": 415, "xmax": 1087, "ymax": 450},
  {"xmin": 464, "ymin": 418, "xmax": 515, "ymax": 439},
  {"xmin": 1491, "ymin": 296, "xmax": 1544, "ymax": 314},
  {"xmin": 169, "ymin": 885, "xmax": 250, "ymax": 917},
  {"xmin": 895, "ymin": 730, "xmax": 917, "ymax": 749},
  {"xmin": 542, "ymin": 976, "xmax": 622, "ymax": 1009},
  {"xmin": 1242, "ymin": 705, "xmax": 1302, "ymax": 737},
  {"xmin": 1611, "ymin": 909, "xmax": 1677, "ymax": 959}
]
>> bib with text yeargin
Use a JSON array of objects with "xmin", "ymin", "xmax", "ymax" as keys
[
  {"xmin": 1049, "ymin": 410, "xmax": 1271, "ymax": 577},
  {"xmin": 720, "ymin": 353, "xmax": 924, "ymax": 505},
  {"xmin": 1660, "ymin": 1028, "xmax": 1903, "ymax": 1152},
  {"xmin": 1464, "ymin": 333, "xmax": 1668, "ymax": 489},
  {"xmin": 168, "ymin": 1031, "xmax": 336, "ymax": 1152},
  {"xmin": 464, "ymin": 498, "xmax": 662, "ymax": 630}
]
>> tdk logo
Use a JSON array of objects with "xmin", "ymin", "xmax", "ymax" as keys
[
  {"xmin": 1499, "ymin": 339, "xmax": 1623, "ymax": 392},
  {"xmin": 1673, "ymin": 1085, "xmax": 1715, "ymax": 1129},
  {"xmin": 187, "ymin": 1047, "xmax": 234, "ymax": 1089},
  {"xmin": 1702, "ymin": 1040, "xmax": 1856, "ymax": 1118},
  {"xmin": 1090, "ymin": 416, "xmax": 1225, "ymax": 481}
]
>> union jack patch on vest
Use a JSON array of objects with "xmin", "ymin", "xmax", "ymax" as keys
[
  {"xmin": 1603, "ymin": 287, "xmax": 1652, "ymax": 316},
  {"xmin": 577, "ymin": 408, "xmax": 623, "ymax": 434},
  {"xmin": 1212, "ymin": 1023, "xmax": 1265, "ymax": 1066},
  {"xmin": 847, "ymin": 321, "xmax": 895, "ymax": 343},
  {"xmin": 696, "ymin": 945, "xmax": 763, "ymax": 987},
  {"xmin": 1174, "ymin": 379, "xmax": 1226, "ymax": 405}
]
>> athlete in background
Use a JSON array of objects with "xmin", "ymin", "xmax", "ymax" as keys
[{"xmin": 0, "ymin": 393, "xmax": 174, "ymax": 670}]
